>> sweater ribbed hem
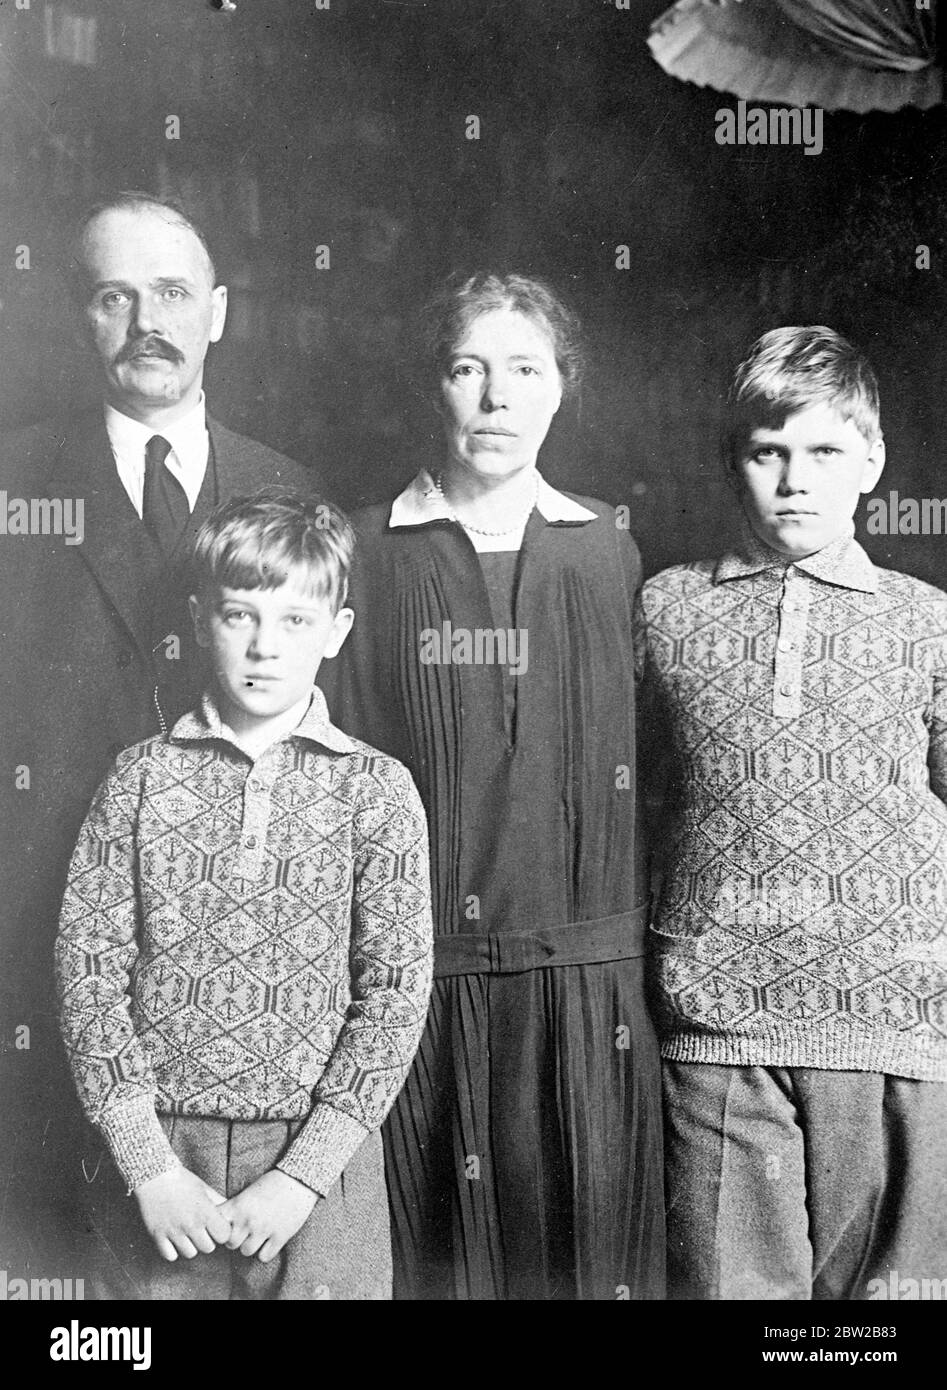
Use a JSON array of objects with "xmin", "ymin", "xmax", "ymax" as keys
[
  {"xmin": 275, "ymin": 1104, "xmax": 370, "ymax": 1197},
  {"xmin": 660, "ymin": 1019, "xmax": 947, "ymax": 1081},
  {"xmin": 98, "ymin": 1097, "xmax": 181, "ymax": 1193}
]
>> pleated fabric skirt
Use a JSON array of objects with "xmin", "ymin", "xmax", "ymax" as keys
[{"xmin": 383, "ymin": 956, "xmax": 666, "ymax": 1301}]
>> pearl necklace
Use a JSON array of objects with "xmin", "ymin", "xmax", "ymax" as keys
[{"xmin": 432, "ymin": 470, "xmax": 539, "ymax": 537}]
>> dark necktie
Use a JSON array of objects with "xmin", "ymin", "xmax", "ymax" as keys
[{"xmin": 142, "ymin": 434, "xmax": 190, "ymax": 556}]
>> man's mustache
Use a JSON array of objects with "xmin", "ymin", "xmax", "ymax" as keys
[{"xmin": 114, "ymin": 337, "xmax": 184, "ymax": 366}]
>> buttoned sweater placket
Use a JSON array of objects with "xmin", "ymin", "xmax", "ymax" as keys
[
  {"xmin": 773, "ymin": 565, "xmax": 809, "ymax": 719},
  {"xmin": 234, "ymin": 754, "xmax": 276, "ymax": 880}
]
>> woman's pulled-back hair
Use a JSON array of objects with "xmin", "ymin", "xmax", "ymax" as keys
[{"xmin": 419, "ymin": 271, "xmax": 585, "ymax": 398}]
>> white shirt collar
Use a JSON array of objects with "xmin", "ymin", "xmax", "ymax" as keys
[
  {"xmin": 170, "ymin": 685, "xmax": 356, "ymax": 758},
  {"xmin": 387, "ymin": 469, "xmax": 598, "ymax": 529},
  {"xmin": 105, "ymin": 393, "xmax": 210, "ymax": 517}
]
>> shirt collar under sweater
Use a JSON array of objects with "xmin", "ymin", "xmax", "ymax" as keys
[
  {"xmin": 713, "ymin": 521, "xmax": 878, "ymax": 595},
  {"xmin": 387, "ymin": 468, "xmax": 598, "ymax": 529},
  {"xmin": 169, "ymin": 685, "xmax": 355, "ymax": 756}
]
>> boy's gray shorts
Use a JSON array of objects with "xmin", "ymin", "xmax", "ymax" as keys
[{"xmin": 80, "ymin": 1115, "xmax": 391, "ymax": 1300}]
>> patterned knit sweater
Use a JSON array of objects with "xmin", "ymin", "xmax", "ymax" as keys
[
  {"xmin": 634, "ymin": 527, "xmax": 947, "ymax": 1080},
  {"xmin": 55, "ymin": 688, "xmax": 434, "ymax": 1195}
]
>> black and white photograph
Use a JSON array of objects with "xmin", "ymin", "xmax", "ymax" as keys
[{"xmin": 0, "ymin": 0, "xmax": 945, "ymax": 1355}]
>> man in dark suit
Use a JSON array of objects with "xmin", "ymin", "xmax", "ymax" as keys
[{"xmin": 0, "ymin": 193, "xmax": 317, "ymax": 1277}]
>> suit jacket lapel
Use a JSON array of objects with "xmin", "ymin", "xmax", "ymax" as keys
[
  {"xmin": 46, "ymin": 411, "xmax": 164, "ymax": 662},
  {"xmin": 44, "ymin": 414, "xmax": 294, "ymax": 664},
  {"xmin": 208, "ymin": 416, "xmax": 277, "ymax": 493},
  {"xmin": 209, "ymin": 415, "xmax": 315, "ymax": 498}
]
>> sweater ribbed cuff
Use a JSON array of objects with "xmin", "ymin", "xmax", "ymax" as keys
[
  {"xmin": 98, "ymin": 1097, "xmax": 180, "ymax": 1193},
  {"xmin": 275, "ymin": 1104, "xmax": 370, "ymax": 1197}
]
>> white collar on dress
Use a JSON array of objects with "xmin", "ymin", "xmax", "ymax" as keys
[{"xmin": 387, "ymin": 469, "xmax": 598, "ymax": 529}]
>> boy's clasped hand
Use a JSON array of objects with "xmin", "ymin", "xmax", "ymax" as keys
[{"xmin": 135, "ymin": 1165, "xmax": 318, "ymax": 1263}]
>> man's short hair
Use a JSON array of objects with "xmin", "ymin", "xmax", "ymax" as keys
[
  {"xmin": 190, "ymin": 488, "xmax": 355, "ymax": 615},
  {"xmin": 724, "ymin": 326, "xmax": 882, "ymax": 468},
  {"xmin": 68, "ymin": 191, "xmax": 217, "ymax": 293}
]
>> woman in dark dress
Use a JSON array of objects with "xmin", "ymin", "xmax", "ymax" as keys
[{"xmin": 328, "ymin": 273, "xmax": 664, "ymax": 1300}]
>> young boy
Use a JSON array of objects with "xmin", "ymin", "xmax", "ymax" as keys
[
  {"xmin": 55, "ymin": 489, "xmax": 433, "ymax": 1300},
  {"xmin": 635, "ymin": 326, "xmax": 947, "ymax": 1300}
]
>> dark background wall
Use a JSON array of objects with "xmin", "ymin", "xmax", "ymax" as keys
[{"xmin": 2, "ymin": 0, "xmax": 946, "ymax": 583}]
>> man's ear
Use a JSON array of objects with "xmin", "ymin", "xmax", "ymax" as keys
[
  {"xmin": 189, "ymin": 594, "xmax": 210, "ymax": 648},
  {"xmin": 322, "ymin": 606, "xmax": 354, "ymax": 660},
  {"xmin": 860, "ymin": 436, "xmax": 886, "ymax": 494},
  {"xmin": 209, "ymin": 284, "xmax": 228, "ymax": 344}
]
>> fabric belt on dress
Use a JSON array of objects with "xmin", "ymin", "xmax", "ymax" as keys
[{"xmin": 432, "ymin": 904, "xmax": 650, "ymax": 979}]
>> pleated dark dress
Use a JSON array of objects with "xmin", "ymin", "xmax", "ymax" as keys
[{"xmin": 324, "ymin": 474, "xmax": 665, "ymax": 1300}]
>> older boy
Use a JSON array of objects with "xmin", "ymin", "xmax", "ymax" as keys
[
  {"xmin": 55, "ymin": 489, "xmax": 433, "ymax": 1299},
  {"xmin": 635, "ymin": 326, "xmax": 947, "ymax": 1299}
]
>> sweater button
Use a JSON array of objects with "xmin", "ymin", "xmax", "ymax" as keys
[
  {"xmin": 779, "ymin": 683, "xmax": 792, "ymax": 697},
  {"xmin": 245, "ymin": 835, "xmax": 258, "ymax": 849}
]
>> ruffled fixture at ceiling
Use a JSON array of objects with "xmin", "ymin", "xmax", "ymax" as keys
[{"xmin": 648, "ymin": 0, "xmax": 943, "ymax": 112}]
